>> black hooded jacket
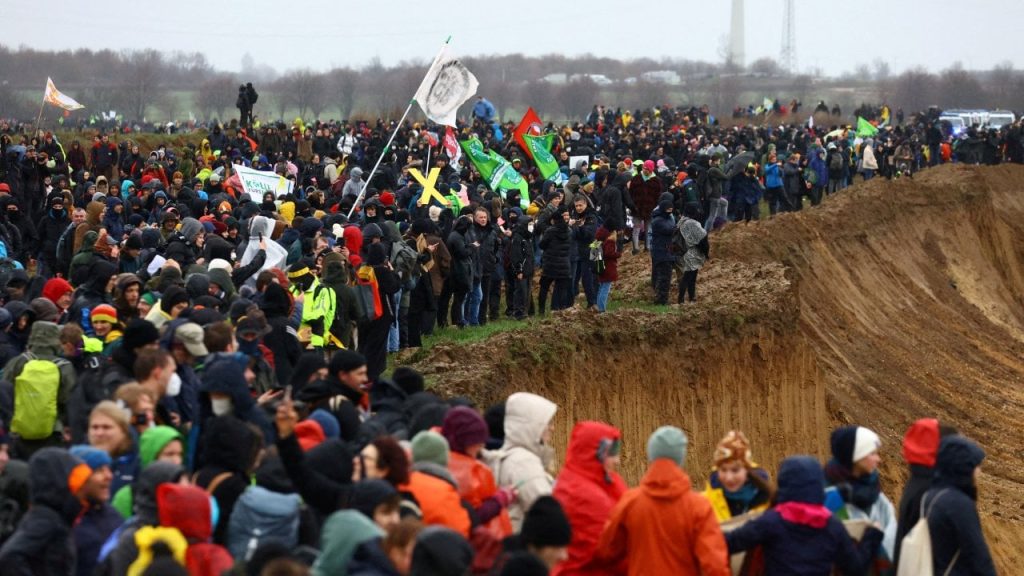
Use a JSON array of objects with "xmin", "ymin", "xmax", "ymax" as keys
[
  {"xmin": 539, "ymin": 216, "xmax": 572, "ymax": 279},
  {"xmin": 194, "ymin": 415, "xmax": 260, "ymax": 545},
  {"xmin": 0, "ymin": 448, "xmax": 83, "ymax": 576},
  {"xmin": 262, "ymin": 282, "xmax": 301, "ymax": 388},
  {"xmin": 924, "ymin": 436, "xmax": 996, "ymax": 576}
]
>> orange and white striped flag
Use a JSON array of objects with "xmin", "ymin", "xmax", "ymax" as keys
[{"xmin": 43, "ymin": 77, "xmax": 84, "ymax": 111}]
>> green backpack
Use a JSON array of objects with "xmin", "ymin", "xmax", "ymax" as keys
[{"xmin": 12, "ymin": 355, "xmax": 64, "ymax": 440}]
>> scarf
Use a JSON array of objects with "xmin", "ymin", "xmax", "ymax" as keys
[{"xmin": 824, "ymin": 458, "xmax": 882, "ymax": 511}]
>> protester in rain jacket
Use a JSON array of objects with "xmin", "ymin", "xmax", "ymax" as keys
[
  {"xmin": 485, "ymin": 392, "xmax": 558, "ymax": 531},
  {"xmin": 0, "ymin": 448, "xmax": 86, "ymax": 576},
  {"xmin": 725, "ymin": 455, "xmax": 884, "ymax": 575},
  {"xmin": 552, "ymin": 421, "xmax": 628, "ymax": 576},
  {"xmin": 823, "ymin": 426, "xmax": 898, "ymax": 560},
  {"xmin": 894, "ymin": 418, "xmax": 953, "ymax": 567},
  {"xmin": 597, "ymin": 426, "xmax": 730, "ymax": 576},
  {"xmin": 924, "ymin": 435, "xmax": 996, "ymax": 576}
]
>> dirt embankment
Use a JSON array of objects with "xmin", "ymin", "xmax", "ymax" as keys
[{"xmin": 407, "ymin": 164, "xmax": 1024, "ymax": 571}]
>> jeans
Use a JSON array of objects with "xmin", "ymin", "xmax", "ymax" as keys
[
  {"xmin": 465, "ymin": 279, "xmax": 483, "ymax": 326},
  {"xmin": 704, "ymin": 198, "xmax": 728, "ymax": 231},
  {"xmin": 387, "ymin": 288, "xmax": 402, "ymax": 352},
  {"xmin": 572, "ymin": 260, "xmax": 597, "ymax": 307},
  {"xmin": 862, "ymin": 169, "xmax": 875, "ymax": 181},
  {"xmin": 596, "ymin": 282, "xmax": 613, "ymax": 312}
]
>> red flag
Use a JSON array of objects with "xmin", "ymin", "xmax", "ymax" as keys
[
  {"xmin": 443, "ymin": 126, "xmax": 461, "ymax": 165},
  {"xmin": 513, "ymin": 107, "xmax": 544, "ymax": 159},
  {"xmin": 425, "ymin": 131, "xmax": 439, "ymax": 147}
]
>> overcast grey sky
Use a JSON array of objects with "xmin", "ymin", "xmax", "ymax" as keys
[{"xmin": 4, "ymin": 0, "xmax": 1021, "ymax": 76}]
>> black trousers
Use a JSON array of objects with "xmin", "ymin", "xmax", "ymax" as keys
[
  {"xmin": 680, "ymin": 269, "xmax": 698, "ymax": 303},
  {"xmin": 653, "ymin": 261, "xmax": 674, "ymax": 304}
]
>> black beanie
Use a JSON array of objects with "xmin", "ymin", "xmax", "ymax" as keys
[
  {"xmin": 500, "ymin": 552, "xmax": 550, "ymax": 576},
  {"xmin": 830, "ymin": 425, "xmax": 858, "ymax": 468},
  {"xmin": 160, "ymin": 285, "xmax": 189, "ymax": 313},
  {"xmin": 329, "ymin": 349, "xmax": 367, "ymax": 374},
  {"xmin": 349, "ymin": 479, "xmax": 398, "ymax": 520},
  {"xmin": 391, "ymin": 366, "xmax": 425, "ymax": 396},
  {"xmin": 122, "ymin": 319, "xmax": 160, "ymax": 352},
  {"xmin": 520, "ymin": 496, "xmax": 571, "ymax": 549}
]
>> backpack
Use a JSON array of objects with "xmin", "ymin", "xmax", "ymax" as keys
[
  {"xmin": 11, "ymin": 354, "xmax": 66, "ymax": 440},
  {"xmin": 355, "ymin": 265, "xmax": 383, "ymax": 322},
  {"xmin": 227, "ymin": 485, "xmax": 301, "ymax": 562},
  {"xmin": 391, "ymin": 239, "xmax": 420, "ymax": 285},
  {"xmin": 589, "ymin": 240, "xmax": 605, "ymax": 275},
  {"xmin": 829, "ymin": 151, "xmax": 844, "ymax": 172},
  {"xmin": 802, "ymin": 166, "xmax": 819, "ymax": 186},
  {"xmin": 897, "ymin": 489, "xmax": 960, "ymax": 576},
  {"xmin": 671, "ymin": 223, "xmax": 688, "ymax": 255},
  {"xmin": 682, "ymin": 178, "xmax": 700, "ymax": 204},
  {"xmin": 55, "ymin": 223, "xmax": 77, "ymax": 275}
]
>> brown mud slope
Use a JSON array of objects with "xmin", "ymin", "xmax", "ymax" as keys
[{"xmin": 407, "ymin": 164, "xmax": 1024, "ymax": 570}]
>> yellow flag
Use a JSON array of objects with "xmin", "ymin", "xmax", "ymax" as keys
[{"xmin": 410, "ymin": 168, "xmax": 451, "ymax": 207}]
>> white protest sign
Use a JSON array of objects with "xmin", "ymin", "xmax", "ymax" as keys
[{"xmin": 233, "ymin": 164, "xmax": 293, "ymax": 199}]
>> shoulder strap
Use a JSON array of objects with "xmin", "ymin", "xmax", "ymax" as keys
[{"xmin": 205, "ymin": 471, "xmax": 234, "ymax": 495}]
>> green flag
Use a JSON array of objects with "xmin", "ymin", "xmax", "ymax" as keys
[
  {"xmin": 460, "ymin": 137, "xmax": 530, "ymax": 209},
  {"xmin": 856, "ymin": 117, "xmax": 878, "ymax": 138},
  {"xmin": 523, "ymin": 133, "xmax": 564, "ymax": 183}
]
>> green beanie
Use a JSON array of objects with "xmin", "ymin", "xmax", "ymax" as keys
[
  {"xmin": 411, "ymin": 431, "xmax": 450, "ymax": 467},
  {"xmin": 647, "ymin": 426, "xmax": 688, "ymax": 466}
]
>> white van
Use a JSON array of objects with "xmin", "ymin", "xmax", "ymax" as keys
[{"xmin": 987, "ymin": 110, "xmax": 1016, "ymax": 129}]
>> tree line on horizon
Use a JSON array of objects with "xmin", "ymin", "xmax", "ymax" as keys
[{"xmin": 0, "ymin": 45, "xmax": 1021, "ymax": 125}]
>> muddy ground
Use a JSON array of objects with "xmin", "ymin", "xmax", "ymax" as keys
[{"xmin": 402, "ymin": 164, "xmax": 1024, "ymax": 570}]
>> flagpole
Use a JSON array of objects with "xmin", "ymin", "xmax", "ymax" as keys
[
  {"xmin": 347, "ymin": 36, "xmax": 452, "ymax": 219},
  {"xmin": 35, "ymin": 98, "xmax": 46, "ymax": 134}
]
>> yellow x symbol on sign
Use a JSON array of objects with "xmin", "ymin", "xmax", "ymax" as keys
[{"xmin": 410, "ymin": 167, "xmax": 452, "ymax": 207}]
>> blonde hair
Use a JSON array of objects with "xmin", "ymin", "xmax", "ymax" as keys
[{"xmin": 89, "ymin": 400, "xmax": 133, "ymax": 456}]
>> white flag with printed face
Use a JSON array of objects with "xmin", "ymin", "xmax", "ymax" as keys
[{"xmin": 414, "ymin": 45, "xmax": 478, "ymax": 127}]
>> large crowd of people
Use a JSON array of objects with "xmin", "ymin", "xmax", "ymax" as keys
[{"xmin": 0, "ymin": 98, "xmax": 1010, "ymax": 575}]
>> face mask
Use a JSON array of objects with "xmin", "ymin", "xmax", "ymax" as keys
[
  {"xmin": 527, "ymin": 223, "xmax": 535, "ymax": 233},
  {"xmin": 238, "ymin": 339, "xmax": 260, "ymax": 357},
  {"xmin": 211, "ymin": 397, "xmax": 233, "ymax": 416},
  {"xmin": 166, "ymin": 373, "xmax": 182, "ymax": 397}
]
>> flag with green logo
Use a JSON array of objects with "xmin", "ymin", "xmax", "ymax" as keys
[
  {"xmin": 460, "ymin": 137, "xmax": 530, "ymax": 209},
  {"xmin": 523, "ymin": 133, "xmax": 565, "ymax": 184},
  {"xmin": 856, "ymin": 117, "xmax": 878, "ymax": 138}
]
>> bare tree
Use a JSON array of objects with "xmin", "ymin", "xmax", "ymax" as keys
[
  {"xmin": 872, "ymin": 59, "xmax": 891, "ymax": 81},
  {"xmin": 193, "ymin": 75, "xmax": 236, "ymax": 121},
  {"xmin": 328, "ymin": 67, "xmax": 360, "ymax": 120},
  {"xmin": 153, "ymin": 92, "xmax": 179, "ymax": 123},
  {"xmin": 122, "ymin": 49, "xmax": 164, "ymax": 121},
  {"xmin": 749, "ymin": 58, "xmax": 782, "ymax": 77},
  {"xmin": 558, "ymin": 77, "xmax": 597, "ymax": 121},
  {"xmin": 988, "ymin": 61, "xmax": 1015, "ymax": 108},
  {"xmin": 278, "ymin": 69, "xmax": 328, "ymax": 119},
  {"xmin": 882, "ymin": 67, "xmax": 936, "ymax": 112},
  {"xmin": 939, "ymin": 62, "xmax": 984, "ymax": 108}
]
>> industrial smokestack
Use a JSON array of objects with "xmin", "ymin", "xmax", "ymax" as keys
[{"xmin": 730, "ymin": 0, "xmax": 745, "ymax": 67}]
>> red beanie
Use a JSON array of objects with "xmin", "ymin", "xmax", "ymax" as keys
[
  {"xmin": 43, "ymin": 277, "xmax": 74, "ymax": 307},
  {"xmin": 902, "ymin": 418, "xmax": 940, "ymax": 467},
  {"xmin": 295, "ymin": 420, "xmax": 326, "ymax": 452},
  {"xmin": 380, "ymin": 191, "xmax": 395, "ymax": 206}
]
